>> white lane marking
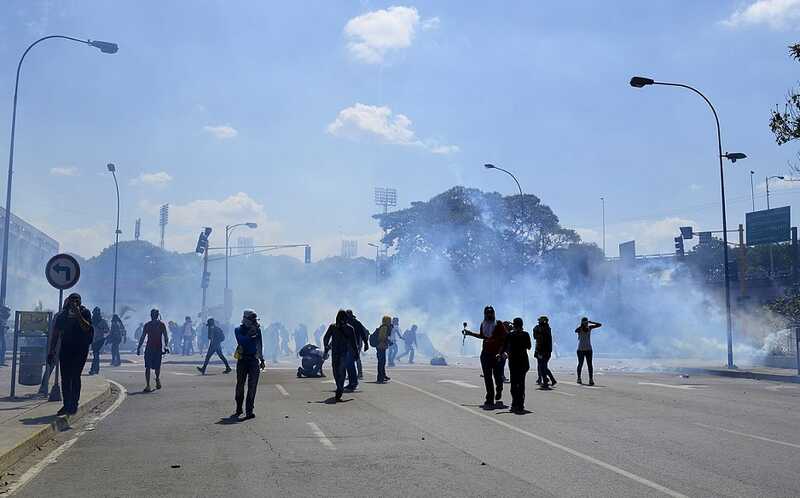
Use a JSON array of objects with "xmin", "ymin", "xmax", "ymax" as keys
[
  {"xmin": 438, "ymin": 380, "xmax": 480, "ymax": 389},
  {"xmin": 392, "ymin": 379, "xmax": 688, "ymax": 498},
  {"xmin": 638, "ymin": 382, "xmax": 702, "ymax": 390},
  {"xmin": 546, "ymin": 389, "xmax": 576, "ymax": 397},
  {"xmin": 275, "ymin": 384, "xmax": 289, "ymax": 397},
  {"xmin": 322, "ymin": 380, "xmax": 336, "ymax": 384},
  {"xmin": 171, "ymin": 372, "xmax": 194, "ymax": 376},
  {"xmin": 307, "ymin": 422, "xmax": 335, "ymax": 450},
  {"xmin": 694, "ymin": 423, "xmax": 800, "ymax": 450},
  {"xmin": 6, "ymin": 380, "xmax": 128, "ymax": 496},
  {"xmin": 765, "ymin": 384, "xmax": 798, "ymax": 392}
]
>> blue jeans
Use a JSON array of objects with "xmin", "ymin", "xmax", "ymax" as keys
[
  {"xmin": 331, "ymin": 350, "xmax": 353, "ymax": 394},
  {"xmin": 376, "ymin": 348, "xmax": 387, "ymax": 381}
]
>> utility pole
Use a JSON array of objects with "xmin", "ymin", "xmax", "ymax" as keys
[
  {"xmin": 159, "ymin": 204, "xmax": 169, "ymax": 249},
  {"xmin": 601, "ymin": 197, "xmax": 606, "ymax": 258},
  {"xmin": 749, "ymin": 171, "xmax": 755, "ymax": 212}
]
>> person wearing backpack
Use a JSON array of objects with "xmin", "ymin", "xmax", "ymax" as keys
[
  {"xmin": 197, "ymin": 318, "xmax": 232, "ymax": 375},
  {"xmin": 371, "ymin": 316, "xmax": 393, "ymax": 383}
]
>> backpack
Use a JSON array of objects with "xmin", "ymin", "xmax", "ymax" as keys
[{"xmin": 369, "ymin": 329, "xmax": 380, "ymax": 348}]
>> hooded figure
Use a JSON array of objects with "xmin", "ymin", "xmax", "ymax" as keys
[
  {"xmin": 89, "ymin": 307, "xmax": 109, "ymax": 375},
  {"xmin": 533, "ymin": 316, "xmax": 556, "ymax": 387},
  {"xmin": 233, "ymin": 310, "xmax": 264, "ymax": 419},
  {"xmin": 323, "ymin": 310, "xmax": 358, "ymax": 402},
  {"xmin": 372, "ymin": 316, "xmax": 393, "ymax": 383}
]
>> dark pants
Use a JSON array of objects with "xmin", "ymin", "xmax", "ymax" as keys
[
  {"xmin": 202, "ymin": 341, "xmax": 230, "ymax": 370},
  {"xmin": 346, "ymin": 353, "xmax": 359, "ymax": 388},
  {"xmin": 89, "ymin": 340, "xmax": 104, "ymax": 374},
  {"xmin": 110, "ymin": 340, "xmax": 121, "ymax": 366},
  {"xmin": 60, "ymin": 349, "xmax": 89, "ymax": 414},
  {"xmin": 376, "ymin": 348, "xmax": 387, "ymax": 381},
  {"xmin": 537, "ymin": 354, "xmax": 555, "ymax": 386},
  {"xmin": 577, "ymin": 350, "xmax": 593, "ymax": 380},
  {"xmin": 509, "ymin": 364, "xmax": 529, "ymax": 410},
  {"xmin": 235, "ymin": 356, "xmax": 260, "ymax": 415},
  {"xmin": 480, "ymin": 351, "xmax": 504, "ymax": 404},
  {"xmin": 356, "ymin": 356, "xmax": 363, "ymax": 377},
  {"xmin": 331, "ymin": 350, "xmax": 352, "ymax": 395}
]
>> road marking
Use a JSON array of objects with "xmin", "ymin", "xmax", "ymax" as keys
[
  {"xmin": 171, "ymin": 372, "xmax": 194, "ymax": 376},
  {"xmin": 275, "ymin": 384, "xmax": 289, "ymax": 397},
  {"xmin": 6, "ymin": 379, "xmax": 128, "ymax": 496},
  {"xmin": 438, "ymin": 380, "xmax": 480, "ymax": 389},
  {"xmin": 638, "ymin": 382, "xmax": 702, "ymax": 390},
  {"xmin": 545, "ymin": 389, "xmax": 576, "ymax": 397},
  {"xmin": 307, "ymin": 422, "xmax": 335, "ymax": 450},
  {"xmin": 765, "ymin": 384, "xmax": 798, "ymax": 392},
  {"xmin": 322, "ymin": 380, "xmax": 336, "ymax": 384},
  {"xmin": 694, "ymin": 422, "xmax": 800, "ymax": 450},
  {"xmin": 392, "ymin": 379, "xmax": 688, "ymax": 498}
]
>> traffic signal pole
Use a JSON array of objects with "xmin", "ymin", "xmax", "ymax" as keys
[{"xmin": 201, "ymin": 247, "xmax": 209, "ymax": 324}]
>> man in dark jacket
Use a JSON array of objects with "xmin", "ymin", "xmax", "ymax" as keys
[
  {"xmin": 345, "ymin": 310, "xmax": 369, "ymax": 388},
  {"xmin": 47, "ymin": 293, "xmax": 93, "ymax": 416},
  {"xmin": 88, "ymin": 307, "xmax": 109, "ymax": 375},
  {"xmin": 323, "ymin": 310, "xmax": 359, "ymax": 402},
  {"xmin": 463, "ymin": 306, "xmax": 508, "ymax": 409},
  {"xmin": 109, "ymin": 314, "xmax": 125, "ymax": 366},
  {"xmin": 501, "ymin": 317, "xmax": 532, "ymax": 413},
  {"xmin": 198, "ymin": 318, "xmax": 231, "ymax": 375},
  {"xmin": 533, "ymin": 316, "xmax": 556, "ymax": 388},
  {"xmin": 234, "ymin": 310, "xmax": 264, "ymax": 419}
]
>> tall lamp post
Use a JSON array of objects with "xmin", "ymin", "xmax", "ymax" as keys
[
  {"xmin": 750, "ymin": 171, "xmax": 756, "ymax": 212},
  {"xmin": 601, "ymin": 197, "xmax": 606, "ymax": 258},
  {"xmin": 107, "ymin": 163, "xmax": 121, "ymax": 315},
  {"xmin": 765, "ymin": 175, "xmax": 785, "ymax": 210},
  {"xmin": 225, "ymin": 222, "xmax": 257, "ymax": 290},
  {"xmin": 0, "ymin": 35, "xmax": 118, "ymax": 308},
  {"xmin": 630, "ymin": 76, "xmax": 746, "ymax": 369}
]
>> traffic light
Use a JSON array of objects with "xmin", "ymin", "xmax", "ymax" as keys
[
  {"xmin": 304, "ymin": 245, "xmax": 311, "ymax": 264},
  {"xmin": 201, "ymin": 271, "xmax": 211, "ymax": 289},
  {"xmin": 195, "ymin": 227, "xmax": 212, "ymax": 254},
  {"xmin": 674, "ymin": 236, "xmax": 685, "ymax": 257},
  {"xmin": 679, "ymin": 226, "xmax": 694, "ymax": 240}
]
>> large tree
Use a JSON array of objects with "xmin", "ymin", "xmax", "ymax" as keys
[
  {"xmin": 374, "ymin": 186, "xmax": 586, "ymax": 276},
  {"xmin": 769, "ymin": 43, "xmax": 800, "ymax": 172}
]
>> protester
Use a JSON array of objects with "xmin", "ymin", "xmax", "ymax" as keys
[
  {"xmin": 234, "ymin": 310, "xmax": 265, "ymax": 419},
  {"xmin": 297, "ymin": 344, "xmax": 326, "ymax": 377},
  {"xmin": 396, "ymin": 324, "xmax": 418, "ymax": 364},
  {"xmin": 198, "ymin": 318, "xmax": 231, "ymax": 375},
  {"xmin": 133, "ymin": 322, "xmax": 144, "ymax": 352},
  {"xmin": 323, "ymin": 310, "xmax": 358, "ymax": 402},
  {"xmin": 181, "ymin": 316, "xmax": 195, "ymax": 356},
  {"xmin": 293, "ymin": 324, "xmax": 308, "ymax": 353},
  {"xmin": 463, "ymin": 306, "xmax": 508, "ymax": 409},
  {"xmin": 168, "ymin": 320, "xmax": 181, "ymax": 356},
  {"xmin": 109, "ymin": 314, "xmax": 125, "ymax": 367},
  {"xmin": 47, "ymin": 293, "xmax": 93, "ymax": 416},
  {"xmin": 88, "ymin": 307, "xmax": 109, "ymax": 375},
  {"xmin": 345, "ymin": 310, "xmax": 370, "ymax": 384},
  {"xmin": 313, "ymin": 324, "xmax": 325, "ymax": 348},
  {"xmin": 279, "ymin": 323, "xmax": 291, "ymax": 355},
  {"xmin": 137, "ymin": 309, "xmax": 169, "ymax": 392},
  {"xmin": 372, "ymin": 316, "xmax": 393, "ymax": 383},
  {"xmin": 533, "ymin": 316, "xmax": 556, "ymax": 388},
  {"xmin": 387, "ymin": 317, "xmax": 400, "ymax": 367},
  {"xmin": 501, "ymin": 317, "xmax": 531, "ymax": 413},
  {"xmin": 264, "ymin": 322, "xmax": 280, "ymax": 363},
  {"xmin": 576, "ymin": 317, "xmax": 602, "ymax": 386}
]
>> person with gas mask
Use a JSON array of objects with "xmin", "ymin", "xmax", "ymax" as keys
[
  {"xmin": 198, "ymin": 317, "xmax": 231, "ymax": 375},
  {"xmin": 234, "ymin": 310, "xmax": 264, "ymax": 419},
  {"xmin": 47, "ymin": 293, "xmax": 93, "ymax": 416},
  {"xmin": 137, "ymin": 308, "xmax": 169, "ymax": 392},
  {"xmin": 463, "ymin": 306, "xmax": 508, "ymax": 409}
]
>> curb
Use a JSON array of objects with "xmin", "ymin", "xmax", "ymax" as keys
[
  {"xmin": 674, "ymin": 367, "xmax": 800, "ymax": 384},
  {"xmin": 0, "ymin": 379, "xmax": 113, "ymax": 475}
]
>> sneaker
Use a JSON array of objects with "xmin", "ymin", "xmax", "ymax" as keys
[
  {"xmin": 540, "ymin": 384, "xmax": 552, "ymax": 390},
  {"xmin": 56, "ymin": 407, "xmax": 67, "ymax": 416},
  {"xmin": 343, "ymin": 385, "xmax": 356, "ymax": 392},
  {"xmin": 143, "ymin": 386, "xmax": 152, "ymax": 393},
  {"xmin": 482, "ymin": 401, "xmax": 494, "ymax": 409},
  {"xmin": 233, "ymin": 410, "xmax": 243, "ymax": 418},
  {"xmin": 224, "ymin": 367, "xmax": 232, "ymax": 374},
  {"xmin": 384, "ymin": 376, "xmax": 391, "ymax": 381},
  {"xmin": 577, "ymin": 377, "xmax": 582, "ymax": 384},
  {"xmin": 196, "ymin": 366, "xmax": 205, "ymax": 375},
  {"xmin": 550, "ymin": 379, "xmax": 557, "ymax": 387},
  {"xmin": 244, "ymin": 413, "xmax": 255, "ymax": 420},
  {"xmin": 156, "ymin": 380, "xmax": 162, "ymax": 390},
  {"xmin": 589, "ymin": 379, "xmax": 595, "ymax": 386},
  {"xmin": 334, "ymin": 391, "xmax": 343, "ymax": 402}
]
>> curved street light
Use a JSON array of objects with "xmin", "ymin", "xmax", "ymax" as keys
[
  {"xmin": 629, "ymin": 75, "xmax": 746, "ymax": 369},
  {"xmin": 0, "ymin": 35, "xmax": 118, "ymax": 308},
  {"xmin": 107, "ymin": 163, "xmax": 121, "ymax": 315}
]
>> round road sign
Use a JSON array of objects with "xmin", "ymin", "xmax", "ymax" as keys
[{"xmin": 45, "ymin": 254, "xmax": 81, "ymax": 290}]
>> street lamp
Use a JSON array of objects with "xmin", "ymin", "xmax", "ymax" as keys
[
  {"xmin": 601, "ymin": 197, "xmax": 606, "ymax": 258},
  {"xmin": 225, "ymin": 222, "xmax": 257, "ymax": 290},
  {"xmin": 765, "ymin": 175, "xmax": 785, "ymax": 210},
  {"xmin": 107, "ymin": 163, "xmax": 121, "ymax": 315},
  {"xmin": 0, "ymin": 35, "xmax": 118, "ymax": 308},
  {"xmin": 484, "ymin": 164, "xmax": 525, "ymax": 222},
  {"xmin": 630, "ymin": 75, "xmax": 745, "ymax": 369},
  {"xmin": 749, "ymin": 170, "xmax": 756, "ymax": 212}
]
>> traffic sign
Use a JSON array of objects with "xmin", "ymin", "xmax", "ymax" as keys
[
  {"xmin": 45, "ymin": 253, "xmax": 80, "ymax": 290},
  {"xmin": 746, "ymin": 207, "xmax": 791, "ymax": 245}
]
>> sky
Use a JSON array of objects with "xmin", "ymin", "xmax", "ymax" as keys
[{"xmin": 1, "ymin": 0, "xmax": 800, "ymax": 259}]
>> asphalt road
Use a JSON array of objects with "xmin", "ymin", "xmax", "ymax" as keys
[{"xmin": 4, "ymin": 356, "xmax": 800, "ymax": 497}]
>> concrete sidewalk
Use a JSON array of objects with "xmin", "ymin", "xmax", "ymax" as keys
[{"xmin": 0, "ymin": 368, "xmax": 112, "ymax": 473}]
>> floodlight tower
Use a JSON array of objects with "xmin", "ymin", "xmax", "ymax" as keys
[
  {"xmin": 159, "ymin": 204, "xmax": 169, "ymax": 249},
  {"xmin": 374, "ymin": 187, "xmax": 397, "ymax": 278}
]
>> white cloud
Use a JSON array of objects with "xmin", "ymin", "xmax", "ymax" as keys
[
  {"xmin": 326, "ymin": 103, "xmax": 458, "ymax": 155},
  {"xmin": 130, "ymin": 171, "xmax": 173, "ymax": 187},
  {"xmin": 344, "ymin": 6, "xmax": 438, "ymax": 63},
  {"xmin": 50, "ymin": 166, "xmax": 78, "ymax": 176},
  {"xmin": 203, "ymin": 124, "xmax": 238, "ymax": 140},
  {"xmin": 721, "ymin": 0, "xmax": 800, "ymax": 29},
  {"xmin": 57, "ymin": 224, "xmax": 111, "ymax": 258}
]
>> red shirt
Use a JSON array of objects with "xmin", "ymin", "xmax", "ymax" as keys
[{"xmin": 143, "ymin": 320, "xmax": 166, "ymax": 351}]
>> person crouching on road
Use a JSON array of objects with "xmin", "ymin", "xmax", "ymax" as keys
[
  {"xmin": 463, "ymin": 306, "xmax": 508, "ymax": 409},
  {"xmin": 533, "ymin": 316, "xmax": 556, "ymax": 388},
  {"xmin": 323, "ymin": 310, "xmax": 358, "ymax": 402},
  {"xmin": 500, "ymin": 317, "xmax": 531, "ymax": 414},
  {"xmin": 234, "ymin": 310, "xmax": 265, "ymax": 419},
  {"xmin": 137, "ymin": 309, "xmax": 169, "ymax": 392},
  {"xmin": 47, "ymin": 293, "xmax": 93, "ymax": 416}
]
